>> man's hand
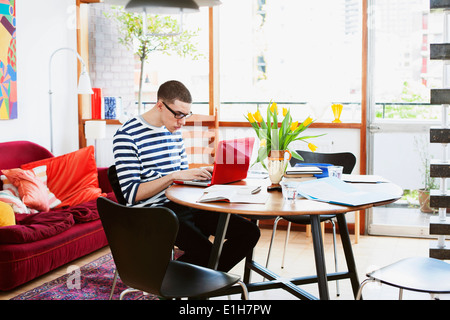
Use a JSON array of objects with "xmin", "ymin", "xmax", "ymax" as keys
[{"xmin": 173, "ymin": 166, "xmax": 213, "ymax": 181}]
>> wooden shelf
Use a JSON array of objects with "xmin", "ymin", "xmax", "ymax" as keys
[
  {"xmin": 219, "ymin": 121, "xmax": 362, "ymax": 129},
  {"xmin": 81, "ymin": 119, "xmax": 121, "ymax": 125}
]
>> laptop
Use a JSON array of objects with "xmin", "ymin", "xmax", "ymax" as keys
[{"xmin": 174, "ymin": 137, "xmax": 255, "ymax": 187}]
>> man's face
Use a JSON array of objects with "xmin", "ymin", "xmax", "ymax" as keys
[{"xmin": 160, "ymin": 99, "xmax": 192, "ymax": 133}]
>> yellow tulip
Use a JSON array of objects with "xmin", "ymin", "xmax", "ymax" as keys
[
  {"xmin": 253, "ymin": 110, "xmax": 263, "ymax": 123},
  {"xmin": 290, "ymin": 121, "xmax": 299, "ymax": 131},
  {"xmin": 270, "ymin": 102, "xmax": 278, "ymax": 114},
  {"xmin": 260, "ymin": 139, "xmax": 267, "ymax": 147},
  {"xmin": 303, "ymin": 116, "xmax": 313, "ymax": 127},
  {"xmin": 308, "ymin": 143, "xmax": 317, "ymax": 152},
  {"xmin": 247, "ymin": 112, "xmax": 255, "ymax": 123},
  {"xmin": 282, "ymin": 107, "xmax": 288, "ymax": 117}
]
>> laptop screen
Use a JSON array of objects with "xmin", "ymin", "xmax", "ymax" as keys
[{"xmin": 211, "ymin": 137, "xmax": 255, "ymax": 185}]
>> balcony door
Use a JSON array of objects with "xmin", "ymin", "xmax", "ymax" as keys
[{"xmin": 367, "ymin": 0, "xmax": 444, "ymax": 237}]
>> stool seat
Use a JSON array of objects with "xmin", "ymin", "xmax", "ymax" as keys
[
  {"xmin": 358, "ymin": 257, "xmax": 450, "ymax": 299},
  {"xmin": 367, "ymin": 257, "xmax": 450, "ymax": 294}
]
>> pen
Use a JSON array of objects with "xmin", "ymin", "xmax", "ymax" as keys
[{"xmin": 251, "ymin": 186, "xmax": 261, "ymax": 194}]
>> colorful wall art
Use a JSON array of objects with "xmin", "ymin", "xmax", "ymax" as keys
[{"xmin": 0, "ymin": 0, "xmax": 16, "ymax": 120}]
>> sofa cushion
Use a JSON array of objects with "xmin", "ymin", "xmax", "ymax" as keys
[
  {"xmin": 0, "ymin": 201, "xmax": 15, "ymax": 227},
  {"xmin": 1, "ymin": 165, "xmax": 61, "ymax": 211},
  {"xmin": 2, "ymin": 168, "xmax": 50, "ymax": 212},
  {"xmin": 0, "ymin": 190, "xmax": 29, "ymax": 213},
  {"xmin": 21, "ymin": 146, "xmax": 104, "ymax": 208}
]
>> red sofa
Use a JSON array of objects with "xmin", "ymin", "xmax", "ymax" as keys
[{"xmin": 0, "ymin": 141, "xmax": 115, "ymax": 291}]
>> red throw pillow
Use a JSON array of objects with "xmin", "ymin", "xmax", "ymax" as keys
[
  {"xmin": 21, "ymin": 146, "xmax": 103, "ymax": 208},
  {"xmin": 2, "ymin": 168, "xmax": 50, "ymax": 212}
]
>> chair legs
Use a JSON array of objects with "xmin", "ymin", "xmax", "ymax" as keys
[
  {"xmin": 356, "ymin": 278, "xmax": 373, "ymax": 300},
  {"xmin": 109, "ymin": 268, "xmax": 118, "ymax": 300},
  {"xmin": 357, "ymin": 278, "xmax": 405, "ymax": 300},
  {"xmin": 330, "ymin": 220, "xmax": 340, "ymax": 296},
  {"xmin": 265, "ymin": 217, "xmax": 340, "ymax": 296},
  {"xmin": 119, "ymin": 287, "xmax": 142, "ymax": 300},
  {"xmin": 281, "ymin": 221, "xmax": 291, "ymax": 268},
  {"xmin": 265, "ymin": 217, "xmax": 282, "ymax": 269},
  {"xmin": 238, "ymin": 281, "xmax": 249, "ymax": 300},
  {"xmin": 111, "ymin": 266, "xmax": 249, "ymax": 300}
]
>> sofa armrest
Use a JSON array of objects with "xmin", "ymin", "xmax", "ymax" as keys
[{"xmin": 97, "ymin": 167, "xmax": 112, "ymax": 193}]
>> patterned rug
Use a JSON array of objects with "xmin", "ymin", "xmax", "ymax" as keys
[{"xmin": 10, "ymin": 253, "xmax": 157, "ymax": 300}]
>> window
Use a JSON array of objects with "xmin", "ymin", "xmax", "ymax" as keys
[
  {"xmin": 138, "ymin": 8, "xmax": 210, "ymax": 115},
  {"xmin": 371, "ymin": 0, "xmax": 443, "ymax": 120},
  {"xmin": 218, "ymin": 0, "xmax": 363, "ymax": 123}
]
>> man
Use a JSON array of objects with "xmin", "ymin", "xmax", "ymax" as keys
[{"xmin": 113, "ymin": 80, "xmax": 260, "ymax": 272}]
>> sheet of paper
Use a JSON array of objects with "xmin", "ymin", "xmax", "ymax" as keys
[{"xmin": 296, "ymin": 177, "xmax": 397, "ymax": 206}]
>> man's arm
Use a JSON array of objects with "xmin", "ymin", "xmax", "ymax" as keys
[{"xmin": 134, "ymin": 166, "xmax": 213, "ymax": 203}]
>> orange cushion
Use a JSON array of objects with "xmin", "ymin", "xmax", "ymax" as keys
[
  {"xmin": 2, "ymin": 168, "xmax": 50, "ymax": 212},
  {"xmin": 21, "ymin": 146, "xmax": 103, "ymax": 208}
]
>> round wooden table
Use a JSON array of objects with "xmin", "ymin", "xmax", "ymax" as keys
[{"xmin": 166, "ymin": 178, "xmax": 402, "ymax": 300}]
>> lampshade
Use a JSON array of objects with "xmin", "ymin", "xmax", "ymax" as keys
[
  {"xmin": 85, "ymin": 121, "xmax": 106, "ymax": 140},
  {"xmin": 193, "ymin": 0, "xmax": 221, "ymax": 6},
  {"xmin": 77, "ymin": 70, "xmax": 94, "ymax": 94},
  {"xmin": 125, "ymin": 0, "xmax": 199, "ymax": 14},
  {"xmin": 103, "ymin": 0, "xmax": 222, "ymax": 9}
]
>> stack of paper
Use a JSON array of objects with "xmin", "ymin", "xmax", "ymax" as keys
[
  {"xmin": 295, "ymin": 177, "xmax": 397, "ymax": 206},
  {"xmin": 283, "ymin": 166, "xmax": 321, "ymax": 183},
  {"xmin": 285, "ymin": 166, "xmax": 322, "ymax": 176}
]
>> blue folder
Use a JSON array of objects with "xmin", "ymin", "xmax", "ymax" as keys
[{"xmin": 294, "ymin": 163, "xmax": 333, "ymax": 178}]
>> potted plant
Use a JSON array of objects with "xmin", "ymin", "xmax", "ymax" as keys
[
  {"xmin": 245, "ymin": 101, "xmax": 323, "ymax": 185},
  {"xmin": 415, "ymin": 136, "xmax": 438, "ymax": 213},
  {"xmin": 418, "ymin": 157, "xmax": 439, "ymax": 213}
]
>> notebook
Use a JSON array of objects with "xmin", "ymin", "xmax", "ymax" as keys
[{"xmin": 174, "ymin": 137, "xmax": 255, "ymax": 187}]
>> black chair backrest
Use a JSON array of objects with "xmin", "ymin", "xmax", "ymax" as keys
[
  {"xmin": 290, "ymin": 150, "xmax": 356, "ymax": 174},
  {"xmin": 107, "ymin": 165, "xmax": 127, "ymax": 205},
  {"xmin": 97, "ymin": 197, "xmax": 179, "ymax": 296}
]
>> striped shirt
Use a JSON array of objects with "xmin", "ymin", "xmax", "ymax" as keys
[{"xmin": 113, "ymin": 115, "xmax": 188, "ymax": 207}]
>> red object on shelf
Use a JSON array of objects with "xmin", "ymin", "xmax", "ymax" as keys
[{"xmin": 91, "ymin": 88, "xmax": 102, "ymax": 119}]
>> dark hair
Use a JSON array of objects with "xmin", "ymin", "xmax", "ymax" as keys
[{"xmin": 157, "ymin": 80, "xmax": 192, "ymax": 104}]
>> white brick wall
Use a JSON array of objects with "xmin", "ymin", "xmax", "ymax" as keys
[
  {"xmin": 87, "ymin": 3, "xmax": 135, "ymax": 117},
  {"xmin": 85, "ymin": 4, "xmax": 136, "ymax": 167}
]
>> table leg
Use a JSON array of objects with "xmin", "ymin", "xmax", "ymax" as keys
[
  {"xmin": 242, "ymin": 219, "xmax": 258, "ymax": 283},
  {"xmin": 336, "ymin": 213, "xmax": 360, "ymax": 299},
  {"xmin": 310, "ymin": 214, "xmax": 330, "ymax": 300},
  {"xmin": 208, "ymin": 212, "xmax": 230, "ymax": 270}
]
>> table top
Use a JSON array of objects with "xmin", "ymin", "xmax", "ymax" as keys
[{"xmin": 165, "ymin": 177, "xmax": 403, "ymax": 217}]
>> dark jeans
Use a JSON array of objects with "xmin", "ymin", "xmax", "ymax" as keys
[{"xmin": 162, "ymin": 201, "xmax": 261, "ymax": 272}]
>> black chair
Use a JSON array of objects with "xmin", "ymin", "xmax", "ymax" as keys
[
  {"xmin": 357, "ymin": 257, "xmax": 450, "ymax": 300},
  {"xmin": 97, "ymin": 197, "xmax": 249, "ymax": 300},
  {"xmin": 265, "ymin": 150, "xmax": 356, "ymax": 295},
  {"xmin": 106, "ymin": 165, "xmax": 127, "ymax": 299},
  {"xmin": 107, "ymin": 165, "xmax": 127, "ymax": 205}
]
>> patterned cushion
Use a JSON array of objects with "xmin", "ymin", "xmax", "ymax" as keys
[{"xmin": 1, "ymin": 165, "xmax": 61, "ymax": 211}]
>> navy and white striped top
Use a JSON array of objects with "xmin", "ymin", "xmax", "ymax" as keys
[{"xmin": 113, "ymin": 116, "xmax": 188, "ymax": 207}]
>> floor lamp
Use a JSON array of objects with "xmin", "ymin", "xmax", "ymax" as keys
[{"xmin": 48, "ymin": 47, "xmax": 93, "ymax": 154}]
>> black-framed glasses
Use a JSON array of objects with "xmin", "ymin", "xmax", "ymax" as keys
[{"xmin": 162, "ymin": 101, "xmax": 193, "ymax": 119}]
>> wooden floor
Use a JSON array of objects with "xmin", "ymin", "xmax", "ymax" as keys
[{"xmin": 0, "ymin": 227, "xmax": 443, "ymax": 300}]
